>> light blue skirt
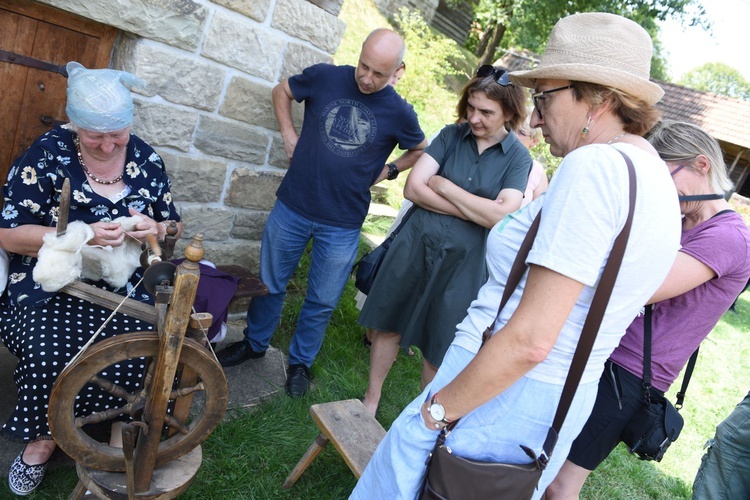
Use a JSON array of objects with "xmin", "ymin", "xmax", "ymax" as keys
[{"xmin": 350, "ymin": 345, "xmax": 599, "ymax": 500}]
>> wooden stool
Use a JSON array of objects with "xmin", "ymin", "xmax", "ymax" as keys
[{"xmin": 282, "ymin": 399, "xmax": 385, "ymax": 489}]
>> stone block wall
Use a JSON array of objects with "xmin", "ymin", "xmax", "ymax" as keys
[{"xmin": 39, "ymin": 0, "xmax": 346, "ymax": 272}]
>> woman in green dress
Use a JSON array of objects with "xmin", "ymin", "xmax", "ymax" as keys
[{"xmin": 359, "ymin": 66, "xmax": 532, "ymax": 416}]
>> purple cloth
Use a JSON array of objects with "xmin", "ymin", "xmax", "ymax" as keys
[
  {"xmin": 174, "ymin": 260, "xmax": 239, "ymax": 340},
  {"xmin": 610, "ymin": 211, "xmax": 750, "ymax": 391}
]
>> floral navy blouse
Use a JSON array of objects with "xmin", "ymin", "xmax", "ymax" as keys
[{"xmin": 1, "ymin": 125, "xmax": 181, "ymax": 307}]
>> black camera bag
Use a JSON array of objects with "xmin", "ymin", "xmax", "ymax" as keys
[{"xmin": 621, "ymin": 304, "xmax": 698, "ymax": 462}]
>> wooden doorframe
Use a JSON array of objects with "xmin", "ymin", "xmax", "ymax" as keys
[
  {"xmin": 1, "ymin": 0, "xmax": 117, "ymax": 181},
  {"xmin": 3, "ymin": 0, "xmax": 117, "ymax": 48}
]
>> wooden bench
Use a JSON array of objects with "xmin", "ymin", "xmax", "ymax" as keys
[
  {"xmin": 215, "ymin": 264, "xmax": 269, "ymax": 315},
  {"xmin": 282, "ymin": 399, "xmax": 386, "ymax": 489}
]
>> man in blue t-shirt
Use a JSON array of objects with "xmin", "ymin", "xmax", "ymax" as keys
[{"xmin": 217, "ymin": 28, "xmax": 427, "ymax": 397}]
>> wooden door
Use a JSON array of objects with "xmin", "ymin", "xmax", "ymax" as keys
[{"xmin": 0, "ymin": 0, "xmax": 116, "ymax": 182}]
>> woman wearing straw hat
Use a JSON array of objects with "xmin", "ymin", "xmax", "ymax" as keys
[
  {"xmin": 350, "ymin": 12, "xmax": 683, "ymax": 499},
  {"xmin": 0, "ymin": 62, "xmax": 181, "ymax": 495}
]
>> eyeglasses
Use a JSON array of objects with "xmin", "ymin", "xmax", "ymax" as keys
[
  {"xmin": 476, "ymin": 65, "xmax": 512, "ymax": 86},
  {"xmin": 531, "ymin": 85, "xmax": 575, "ymax": 119},
  {"xmin": 670, "ymin": 164, "xmax": 686, "ymax": 177}
]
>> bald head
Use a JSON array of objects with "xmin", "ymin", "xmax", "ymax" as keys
[
  {"xmin": 355, "ymin": 29, "xmax": 406, "ymax": 94},
  {"xmin": 363, "ymin": 29, "xmax": 405, "ymax": 66}
]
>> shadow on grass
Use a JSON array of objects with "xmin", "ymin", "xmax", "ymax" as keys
[{"xmin": 585, "ymin": 444, "xmax": 692, "ymax": 499}]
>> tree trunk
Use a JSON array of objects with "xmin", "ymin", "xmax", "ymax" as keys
[
  {"xmin": 479, "ymin": 23, "xmax": 507, "ymax": 67},
  {"xmin": 474, "ymin": 22, "xmax": 494, "ymax": 57}
]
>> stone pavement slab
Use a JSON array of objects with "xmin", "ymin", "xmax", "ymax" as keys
[
  {"xmin": 367, "ymin": 202, "xmax": 399, "ymax": 218},
  {"xmin": 216, "ymin": 320, "xmax": 287, "ymax": 412}
]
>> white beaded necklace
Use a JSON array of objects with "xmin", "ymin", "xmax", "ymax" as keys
[{"xmin": 74, "ymin": 136, "xmax": 124, "ymax": 185}]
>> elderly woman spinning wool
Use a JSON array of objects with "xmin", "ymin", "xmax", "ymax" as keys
[
  {"xmin": 0, "ymin": 62, "xmax": 181, "ymax": 496},
  {"xmin": 350, "ymin": 13, "xmax": 683, "ymax": 499}
]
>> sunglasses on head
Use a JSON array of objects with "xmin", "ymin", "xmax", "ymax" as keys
[{"xmin": 476, "ymin": 65, "xmax": 512, "ymax": 86}]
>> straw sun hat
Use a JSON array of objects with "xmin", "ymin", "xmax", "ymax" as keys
[{"xmin": 510, "ymin": 12, "xmax": 664, "ymax": 105}]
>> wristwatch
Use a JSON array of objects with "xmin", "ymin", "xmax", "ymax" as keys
[
  {"xmin": 428, "ymin": 393, "xmax": 452, "ymax": 427},
  {"xmin": 386, "ymin": 162, "xmax": 399, "ymax": 180}
]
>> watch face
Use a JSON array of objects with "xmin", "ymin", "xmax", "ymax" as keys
[{"xmin": 429, "ymin": 402, "xmax": 446, "ymax": 422}]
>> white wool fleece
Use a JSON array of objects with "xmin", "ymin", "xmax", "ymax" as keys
[
  {"xmin": 33, "ymin": 215, "xmax": 146, "ymax": 292},
  {"xmin": 81, "ymin": 215, "xmax": 144, "ymax": 289},
  {"xmin": 33, "ymin": 221, "xmax": 94, "ymax": 292}
]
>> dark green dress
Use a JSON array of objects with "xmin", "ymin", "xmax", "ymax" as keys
[{"xmin": 358, "ymin": 123, "xmax": 531, "ymax": 366}]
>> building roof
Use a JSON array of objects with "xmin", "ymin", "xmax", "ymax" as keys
[
  {"xmin": 655, "ymin": 80, "xmax": 750, "ymax": 150},
  {"xmin": 497, "ymin": 52, "xmax": 750, "ymax": 149}
]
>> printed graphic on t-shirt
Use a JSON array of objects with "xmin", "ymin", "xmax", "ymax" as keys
[{"xmin": 320, "ymin": 99, "xmax": 376, "ymax": 157}]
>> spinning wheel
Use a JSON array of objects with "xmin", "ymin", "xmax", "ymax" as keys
[
  {"xmin": 48, "ymin": 332, "xmax": 227, "ymax": 472},
  {"xmin": 45, "ymin": 181, "xmax": 228, "ymax": 497},
  {"xmin": 48, "ymin": 237, "xmax": 228, "ymax": 497}
]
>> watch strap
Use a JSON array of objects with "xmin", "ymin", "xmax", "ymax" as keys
[{"xmin": 386, "ymin": 162, "xmax": 399, "ymax": 180}]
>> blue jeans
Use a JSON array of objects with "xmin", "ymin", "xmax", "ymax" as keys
[{"xmin": 245, "ymin": 200, "xmax": 360, "ymax": 367}]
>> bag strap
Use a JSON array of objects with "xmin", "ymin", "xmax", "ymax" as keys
[
  {"xmin": 676, "ymin": 348, "xmax": 699, "ymax": 409},
  {"xmin": 542, "ymin": 148, "xmax": 636, "ymax": 458},
  {"xmin": 481, "ymin": 212, "xmax": 542, "ymax": 343},
  {"xmin": 643, "ymin": 304, "xmax": 698, "ymax": 408},
  {"xmin": 642, "ymin": 304, "xmax": 653, "ymax": 392},
  {"xmin": 389, "ymin": 125, "xmax": 463, "ymax": 237}
]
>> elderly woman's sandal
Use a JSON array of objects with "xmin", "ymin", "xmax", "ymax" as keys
[{"xmin": 8, "ymin": 445, "xmax": 49, "ymax": 496}]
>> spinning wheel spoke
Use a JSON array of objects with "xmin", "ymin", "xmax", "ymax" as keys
[
  {"xmin": 73, "ymin": 357, "xmax": 154, "ymax": 428},
  {"xmin": 163, "ymin": 414, "xmax": 190, "ymax": 435},
  {"xmin": 163, "ymin": 381, "xmax": 208, "ymax": 434},
  {"xmin": 170, "ymin": 380, "xmax": 205, "ymax": 399},
  {"xmin": 89, "ymin": 375, "xmax": 140, "ymax": 403},
  {"xmin": 75, "ymin": 403, "xmax": 141, "ymax": 428}
]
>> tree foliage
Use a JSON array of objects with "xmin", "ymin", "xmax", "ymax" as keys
[
  {"xmin": 463, "ymin": 0, "xmax": 708, "ymax": 81},
  {"xmin": 391, "ymin": 8, "xmax": 465, "ymax": 133},
  {"xmin": 679, "ymin": 62, "xmax": 750, "ymax": 101}
]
